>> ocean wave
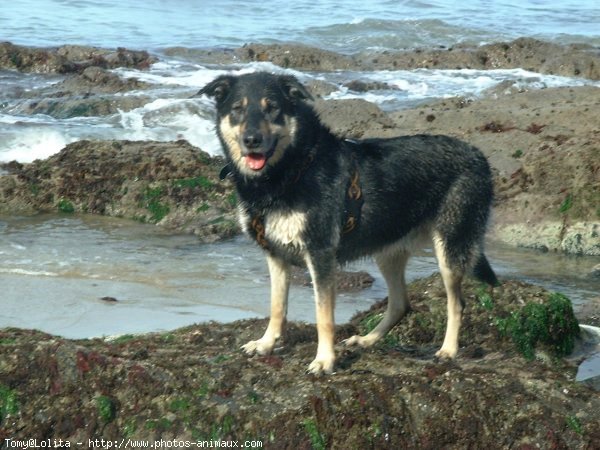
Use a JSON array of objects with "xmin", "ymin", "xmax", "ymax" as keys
[
  {"xmin": 116, "ymin": 98, "xmax": 222, "ymax": 155},
  {"xmin": 302, "ymin": 18, "xmax": 495, "ymax": 53},
  {"xmin": 0, "ymin": 126, "xmax": 74, "ymax": 163},
  {"xmin": 0, "ymin": 268, "xmax": 59, "ymax": 277},
  {"xmin": 324, "ymin": 68, "xmax": 600, "ymax": 109}
]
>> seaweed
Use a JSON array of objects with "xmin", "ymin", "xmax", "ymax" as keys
[
  {"xmin": 496, "ymin": 292, "xmax": 580, "ymax": 360},
  {"xmin": 0, "ymin": 385, "xmax": 19, "ymax": 423}
]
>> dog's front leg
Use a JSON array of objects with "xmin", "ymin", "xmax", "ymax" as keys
[
  {"xmin": 242, "ymin": 254, "xmax": 290, "ymax": 356},
  {"xmin": 306, "ymin": 251, "xmax": 336, "ymax": 375}
]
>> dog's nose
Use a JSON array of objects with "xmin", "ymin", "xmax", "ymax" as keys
[{"xmin": 243, "ymin": 131, "xmax": 263, "ymax": 149}]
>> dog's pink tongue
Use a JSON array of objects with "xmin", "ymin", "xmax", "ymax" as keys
[{"xmin": 245, "ymin": 153, "xmax": 267, "ymax": 171}]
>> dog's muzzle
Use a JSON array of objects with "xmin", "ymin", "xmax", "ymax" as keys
[{"xmin": 241, "ymin": 130, "xmax": 276, "ymax": 171}]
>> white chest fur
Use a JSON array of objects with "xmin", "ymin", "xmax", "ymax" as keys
[
  {"xmin": 238, "ymin": 203, "xmax": 308, "ymax": 251},
  {"xmin": 265, "ymin": 210, "xmax": 308, "ymax": 250}
]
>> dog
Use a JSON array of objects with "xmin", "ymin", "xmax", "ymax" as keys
[{"xmin": 199, "ymin": 72, "xmax": 498, "ymax": 375}]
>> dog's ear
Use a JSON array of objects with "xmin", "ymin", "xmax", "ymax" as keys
[
  {"xmin": 279, "ymin": 75, "xmax": 313, "ymax": 102},
  {"xmin": 196, "ymin": 75, "xmax": 235, "ymax": 102}
]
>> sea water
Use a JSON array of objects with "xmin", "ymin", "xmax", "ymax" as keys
[
  {"xmin": 1, "ymin": 0, "xmax": 600, "ymax": 162},
  {"xmin": 2, "ymin": 0, "xmax": 599, "ymax": 51}
]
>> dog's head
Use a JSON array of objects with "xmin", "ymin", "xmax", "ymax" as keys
[{"xmin": 198, "ymin": 72, "xmax": 313, "ymax": 177}]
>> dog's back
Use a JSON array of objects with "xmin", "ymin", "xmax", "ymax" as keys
[{"xmin": 337, "ymin": 135, "xmax": 494, "ymax": 270}]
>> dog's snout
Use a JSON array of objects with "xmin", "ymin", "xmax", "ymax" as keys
[{"xmin": 243, "ymin": 131, "xmax": 263, "ymax": 150}]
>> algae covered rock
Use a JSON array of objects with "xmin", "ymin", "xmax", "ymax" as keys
[
  {"xmin": 0, "ymin": 275, "xmax": 598, "ymax": 447},
  {"xmin": 0, "ymin": 140, "xmax": 238, "ymax": 242}
]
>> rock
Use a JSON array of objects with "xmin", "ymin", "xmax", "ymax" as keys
[
  {"xmin": 7, "ymin": 94, "xmax": 150, "ymax": 119},
  {"xmin": 386, "ymin": 85, "xmax": 600, "ymax": 255},
  {"xmin": 291, "ymin": 267, "xmax": 375, "ymax": 292},
  {"xmin": 1, "ymin": 275, "xmax": 598, "ymax": 445},
  {"xmin": 590, "ymin": 264, "xmax": 600, "ymax": 279},
  {"xmin": 0, "ymin": 140, "xmax": 238, "ymax": 242},
  {"xmin": 493, "ymin": 222, "xmax": 600, "ymax": 256},
  {"xmin": 343, "ymin": 79, "xmax": 397, "ymax": 92},
  {"xmin": 181, "ymin": 38, "xmax": 600, "ymax": 80},
  {"xmin": 234, "ymin": 43, "xmax": 354, "ymax": 71},
  {"xmin": 0, "ymin": 42, "xmax": 157, "ymax": 73},
  {"xmin": 314, "ymin": 98, "xmax": 395, "ymax": 139},
  {"xmin": 4, "ymin": 65, "xmax": 152, "ymax": 118}
]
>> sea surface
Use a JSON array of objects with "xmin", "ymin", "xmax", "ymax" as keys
[{"xmin": 2, "ymin": 0, "xmax": 600, "ymax": 52}]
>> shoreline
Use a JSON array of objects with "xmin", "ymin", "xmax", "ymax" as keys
[
  {"xmin": 2, "ymin": 38, "xmax": 599, "ymax": 79},
  {"xmin": 1, "ymin": 38, "xmax": 598, "ymax": 256}
]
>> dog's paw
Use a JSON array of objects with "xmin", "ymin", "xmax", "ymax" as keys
[
  {"xmin": 307, "ymin": 356, "xmax": 335, "ymax": 376},
  {"xmin": 241, "ymin": 339, "xmax": 274, "ymax": 356},
  {"xmin": 434, "ymin": 347, "xmax": 457, "ymax": 360},
  {"xmin": 343, "ymin": 334, "xmax": 377, "ymax": 348}
]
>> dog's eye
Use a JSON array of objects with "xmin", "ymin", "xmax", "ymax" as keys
[
  {"xmin": 264, "ymin": 100, "xmax": 280, "ymax": 118},
  {"xmin": 231, "ymin": 101, "xmax": 245, "ymax": 119}
]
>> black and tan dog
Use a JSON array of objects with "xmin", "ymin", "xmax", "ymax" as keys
[{"xmin": 199, "ymin": 72, "xmax": 498, "ymax": 375}]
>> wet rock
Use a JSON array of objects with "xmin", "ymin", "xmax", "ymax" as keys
[
  {"xmin": 187, "ymin": 38, "xmax": 600, "ymax": 80},
  {"xmin": 4, "ymin": 65, "xmax": 152, "ymax": 118},
  {"xmin": 1, "ymin": 275, "xmax": 598, "ymax": 445},
  {"xmin": 234, "ymin": 43, "xmax": 354, "ymax": 71},
  {"xmin": 0, "ymin": 42, "xmax": 157, "ymax": 73},
  {"xmin": 360, "ymin": 38, "xmax": 600, "ymax": 80},
  {"xmin": 64, "ymin": 66, "xmax": 150, "ymax": 93},
  {"xmin": 494, "ymin": 222, "xmax": 600, "ymax": 256},
  {"xmin": 291, "ymin": 267, "xmax": 375, "ymax": 292},
  {"xmin": 7, "ymin": 94, "xmax": 150, "ymax": 119}
]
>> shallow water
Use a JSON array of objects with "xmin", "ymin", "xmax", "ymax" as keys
[{"xmin": 0, "ymin": 214, "xmax": 598, "ymax": 339}]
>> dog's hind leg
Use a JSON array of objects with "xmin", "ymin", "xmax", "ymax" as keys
[
  {"xmin": 306, "ymin": 251, "xmax": 337, "ymax": 375},
  {"xmin": 344, "ymin": 251, "xmax": 410, "ymax": 348},
  {"xmin": 432, "ymin": 233, "xmax": 466, "ymax": 359},
  {"xmin": 242, "ymin": 254, "xmax": 290, "ymax": 356}
]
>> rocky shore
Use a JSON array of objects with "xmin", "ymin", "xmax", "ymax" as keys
[{"xmin": 1, "ymin": 39, "xmax": 599, "ymax": 445}]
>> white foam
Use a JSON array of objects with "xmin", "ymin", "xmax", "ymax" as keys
[
  {"xmin": 0, "ymin": 128, "xmax": 73, "ymax": 163},
  {"xmin": 326, "ymin": 68, "xmax": 600, "ymax": 107},
  {"xmin": 116, "ymin": 97, "xmax": 223, "ymax": 155},
  {"xmin": 115, "ymin": 61, "xmax": 307, "ymax": 89}
]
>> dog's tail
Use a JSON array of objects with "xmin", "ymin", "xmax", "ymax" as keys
[{"xmin": 472, "ymin": 253, "xmax": 500, "ymax": 287}]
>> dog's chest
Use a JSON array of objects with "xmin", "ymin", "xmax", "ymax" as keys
[{"xmin": 238, "ymin": 205, "xmax": 307, "ymax": 251}]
